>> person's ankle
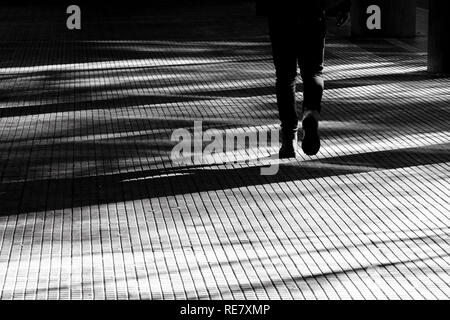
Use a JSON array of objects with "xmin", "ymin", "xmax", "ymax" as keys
[{"xmin": 302, "ymin": 109, "xmax": 321, "ymax": 121}]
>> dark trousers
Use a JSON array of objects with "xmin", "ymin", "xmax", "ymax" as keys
[{"xmin": 268, "ymin": 14, "xmax": 326, "ymax": 139}]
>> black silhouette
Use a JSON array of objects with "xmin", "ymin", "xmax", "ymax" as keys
[{"xmin": 257, "ymin": 1, "xmax": 351, "ymax": 157}]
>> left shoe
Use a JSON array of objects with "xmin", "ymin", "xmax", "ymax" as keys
[
  {"xmin": 301, "ymin": 110, "xmax": 321, "ymax": 156},
  {"xmin": 278, "ymin": 134, "xmax": 298, "ymax": 159}
]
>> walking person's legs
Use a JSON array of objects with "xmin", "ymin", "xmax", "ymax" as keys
[
  {"xmin": 263, "ymin": 1, "xmax": 350, "ymax": 158},
  {"xmin": 268, "ymin": 13, "xmax": 326, "ymax": 158}
]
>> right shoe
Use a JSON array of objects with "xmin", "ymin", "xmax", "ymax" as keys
[{"xmin": 301, "ymin": 110, "xmax": 321, "ymax": 156}]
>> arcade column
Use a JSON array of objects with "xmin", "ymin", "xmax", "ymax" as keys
[
  {"xmin": 428, "ymin": 0, "xmax": 450, "ymax": 73},
  {"xmin": 350, "ymin": 0, "xmax": 417, "ymax": 38}
]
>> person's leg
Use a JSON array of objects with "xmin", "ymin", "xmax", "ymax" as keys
[
  {"xmin": 268, "ymin": 17, "xmax": 299, "ymax": 158},
  {"xmin": 297, "ymin": 14, "xmax": 326, "ymax": 113},
  {"xmin": 296, "ymin": 14, "xmax": 326, "ymax": 155}
]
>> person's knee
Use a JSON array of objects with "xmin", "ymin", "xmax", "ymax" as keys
[
  {"xmin": 300, "ymin": 67, "xmax": 323, "ymax": 81},
  {"xmin": 275, "ymin": 71, "xmax": 297, "ymax": 88}
]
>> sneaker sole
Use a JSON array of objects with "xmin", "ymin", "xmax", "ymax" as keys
[{"xmin": 301, "ymin": 116, "xmax": 320, "ymax": 156}]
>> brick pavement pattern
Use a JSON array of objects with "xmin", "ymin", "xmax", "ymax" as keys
[{"xmin": 0, "ymin": 3, "xmax": 449, "ymax": 299}]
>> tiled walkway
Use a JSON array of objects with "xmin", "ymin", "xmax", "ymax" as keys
[{"xmin": 0, "ymin": 3, "xmax": 449, "ymax": 299}]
